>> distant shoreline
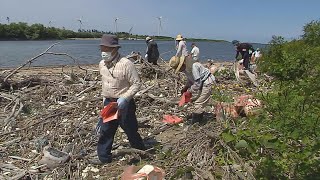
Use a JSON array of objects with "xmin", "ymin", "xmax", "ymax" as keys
[
  {"xmin": 0, "ymin": 38, "xmax": 228, "ymax": 42},
  {"xmin": 67, "ymin": 38, "xmax": 100, "ymax": 40}
]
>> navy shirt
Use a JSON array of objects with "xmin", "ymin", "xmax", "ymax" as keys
[{"xmin": 235, "ymin": 43, "xmax": 255, "ymax": 59}]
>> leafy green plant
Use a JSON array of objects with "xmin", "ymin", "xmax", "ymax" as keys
[
  {"xmin": 217, "ymin": 20, "xmax": 320, "ymax": 179},
  {"xmin": 254, "ymin": 20, "xmax": 320, "ymax": 179}
]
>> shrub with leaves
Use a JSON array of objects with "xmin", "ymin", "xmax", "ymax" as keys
[
  {"xmin": 256, "ymin": 20, "xmax": 320, "ymax": 179},
  {"xmin": 220, "ymin": 20, "xmax": 320, "ymax": 179}
]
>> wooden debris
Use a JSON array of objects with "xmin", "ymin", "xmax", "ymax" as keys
[{"xmin": 0, "ymin": 46, "xmax": 270, "ymax": 179}]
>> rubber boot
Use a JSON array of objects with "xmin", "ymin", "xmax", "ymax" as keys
[
  {"xmin": 191, "ymin": 113, "xmax": 204, "ymax": 124},
  {"xmin": 198, "ymin": 113, "xmax": 204, "ymax": 122}
]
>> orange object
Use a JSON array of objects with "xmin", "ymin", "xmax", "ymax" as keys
[
  {"xmin": 101, "ymin": 102, "xmax": 119, "ymax": 123},
  {"xmin": 178, "ymin": 91, "xmax": 192, "ymax": 106},
  {"xmin": 162, "ymin": 115, "xmax": 183, "ymax": 124}
]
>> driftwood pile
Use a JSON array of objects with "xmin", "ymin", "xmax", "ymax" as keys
[{"xmin": 0, "ymin": 45, "xmax": 265, "ymax": 179}]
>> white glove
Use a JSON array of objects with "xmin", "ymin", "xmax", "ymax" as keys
[{"xmin": 144, "ymin": 54, "xmax": 148, "ymax": 58}]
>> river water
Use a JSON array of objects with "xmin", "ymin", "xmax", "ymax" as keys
[{"xmin": 0, "ymin": 40, "xmax": 266, "ymax": 68}]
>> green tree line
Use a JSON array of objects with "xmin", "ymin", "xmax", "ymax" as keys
[
  {"xmin": 0, "ymin": 22, "xmax": 175, "ymax": 41},
  {"xmin": 0, "ymin": 22, "xmax": 224, "ymax": 41},
  {"xmin": 0, "ymin": 22, "xmax": 113, "ymax": 40}
]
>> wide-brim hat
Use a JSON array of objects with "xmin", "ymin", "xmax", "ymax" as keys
[
  {"xmin": 169, "ymin": 56, "xmax": 185, "ymax": 73},
  {"xmin": 176, "ymin": 34, "xmax": 183, "ymax": 41},
  {"xmin": 100, "ymin": 34, "xmax": 121, "ymax": 47}
]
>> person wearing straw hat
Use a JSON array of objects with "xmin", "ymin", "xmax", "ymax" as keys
[
  {"xmin": 169, "ymin": 54, "xmax": 215, "ymax": 124},
  {"xmin": 175, "ymin": 34, "xmax": 188, "ymax": 62},
  {"xmin": 89, "ymin": 34, "xmax": 145, "ymax": 165},
  {"xmin": 145, "ymin": 36, "xmax": 160, "ymax": 65}
]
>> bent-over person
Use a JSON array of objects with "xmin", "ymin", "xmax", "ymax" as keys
[{"xmin": 169, "ymin": 56, "xmax": 215, "ymax": 124}]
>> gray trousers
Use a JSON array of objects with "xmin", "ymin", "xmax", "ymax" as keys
[{"xmin": 193, "ymin": 85, "xmax": 212, "ymax": 114}]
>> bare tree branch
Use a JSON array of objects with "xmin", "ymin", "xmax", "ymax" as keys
[
  {"xmin": 4, "ymin": 43, "xmax": 60, "ymax": 82},
  {"xmin": 3, "ymin": 43, "xmax": 99, "ymax": 83}
]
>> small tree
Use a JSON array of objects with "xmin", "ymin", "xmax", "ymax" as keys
[{"xmin": 303, "ymin": 20, "xmax": 320, "ymax": 46}]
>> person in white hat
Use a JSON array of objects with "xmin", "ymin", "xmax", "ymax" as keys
[
  {"xmin": 169, "ymin": 54, "xmax": 215, "ymax": 124},
  {"xmin": 145, "ymin": 36, "xmax": 159, "ymax": 65}
]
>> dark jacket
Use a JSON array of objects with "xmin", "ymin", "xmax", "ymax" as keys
[
  {"xmin": 147, "ymin": 40, "xmax": 159, "ymax": 60},
  {"xmin": 235, "ymin": 43, "xmax": 255, "ymax": 59}
]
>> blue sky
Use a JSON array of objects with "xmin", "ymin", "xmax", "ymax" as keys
[{"xmin": 0, "ymin": 0, "xmax": 319, "ymax": 43}]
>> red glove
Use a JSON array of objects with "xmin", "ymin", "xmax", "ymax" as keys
[
  {"xmin": 184, "ymin": 91, "xmax": 192, "ymax": 103},
  {"xmin": 178, "ymin": 91, "xmax": 192, "ymax": 106}
]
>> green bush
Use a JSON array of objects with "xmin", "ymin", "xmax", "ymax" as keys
[
  {"xmin": 220, "ymin": 20, "xmax": 320, "ymax": 179},
  {"xmin": 303, "ymin": 20, "xmax": 320, "ymax": 46},
  {"xmin": 256, "ymin": 20, "xmax": 320, "ymax": 179}
]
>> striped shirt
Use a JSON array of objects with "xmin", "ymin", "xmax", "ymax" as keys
[{"xmin": 99, "ymin": 56, "xmax": 141, "ymax": 100}]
